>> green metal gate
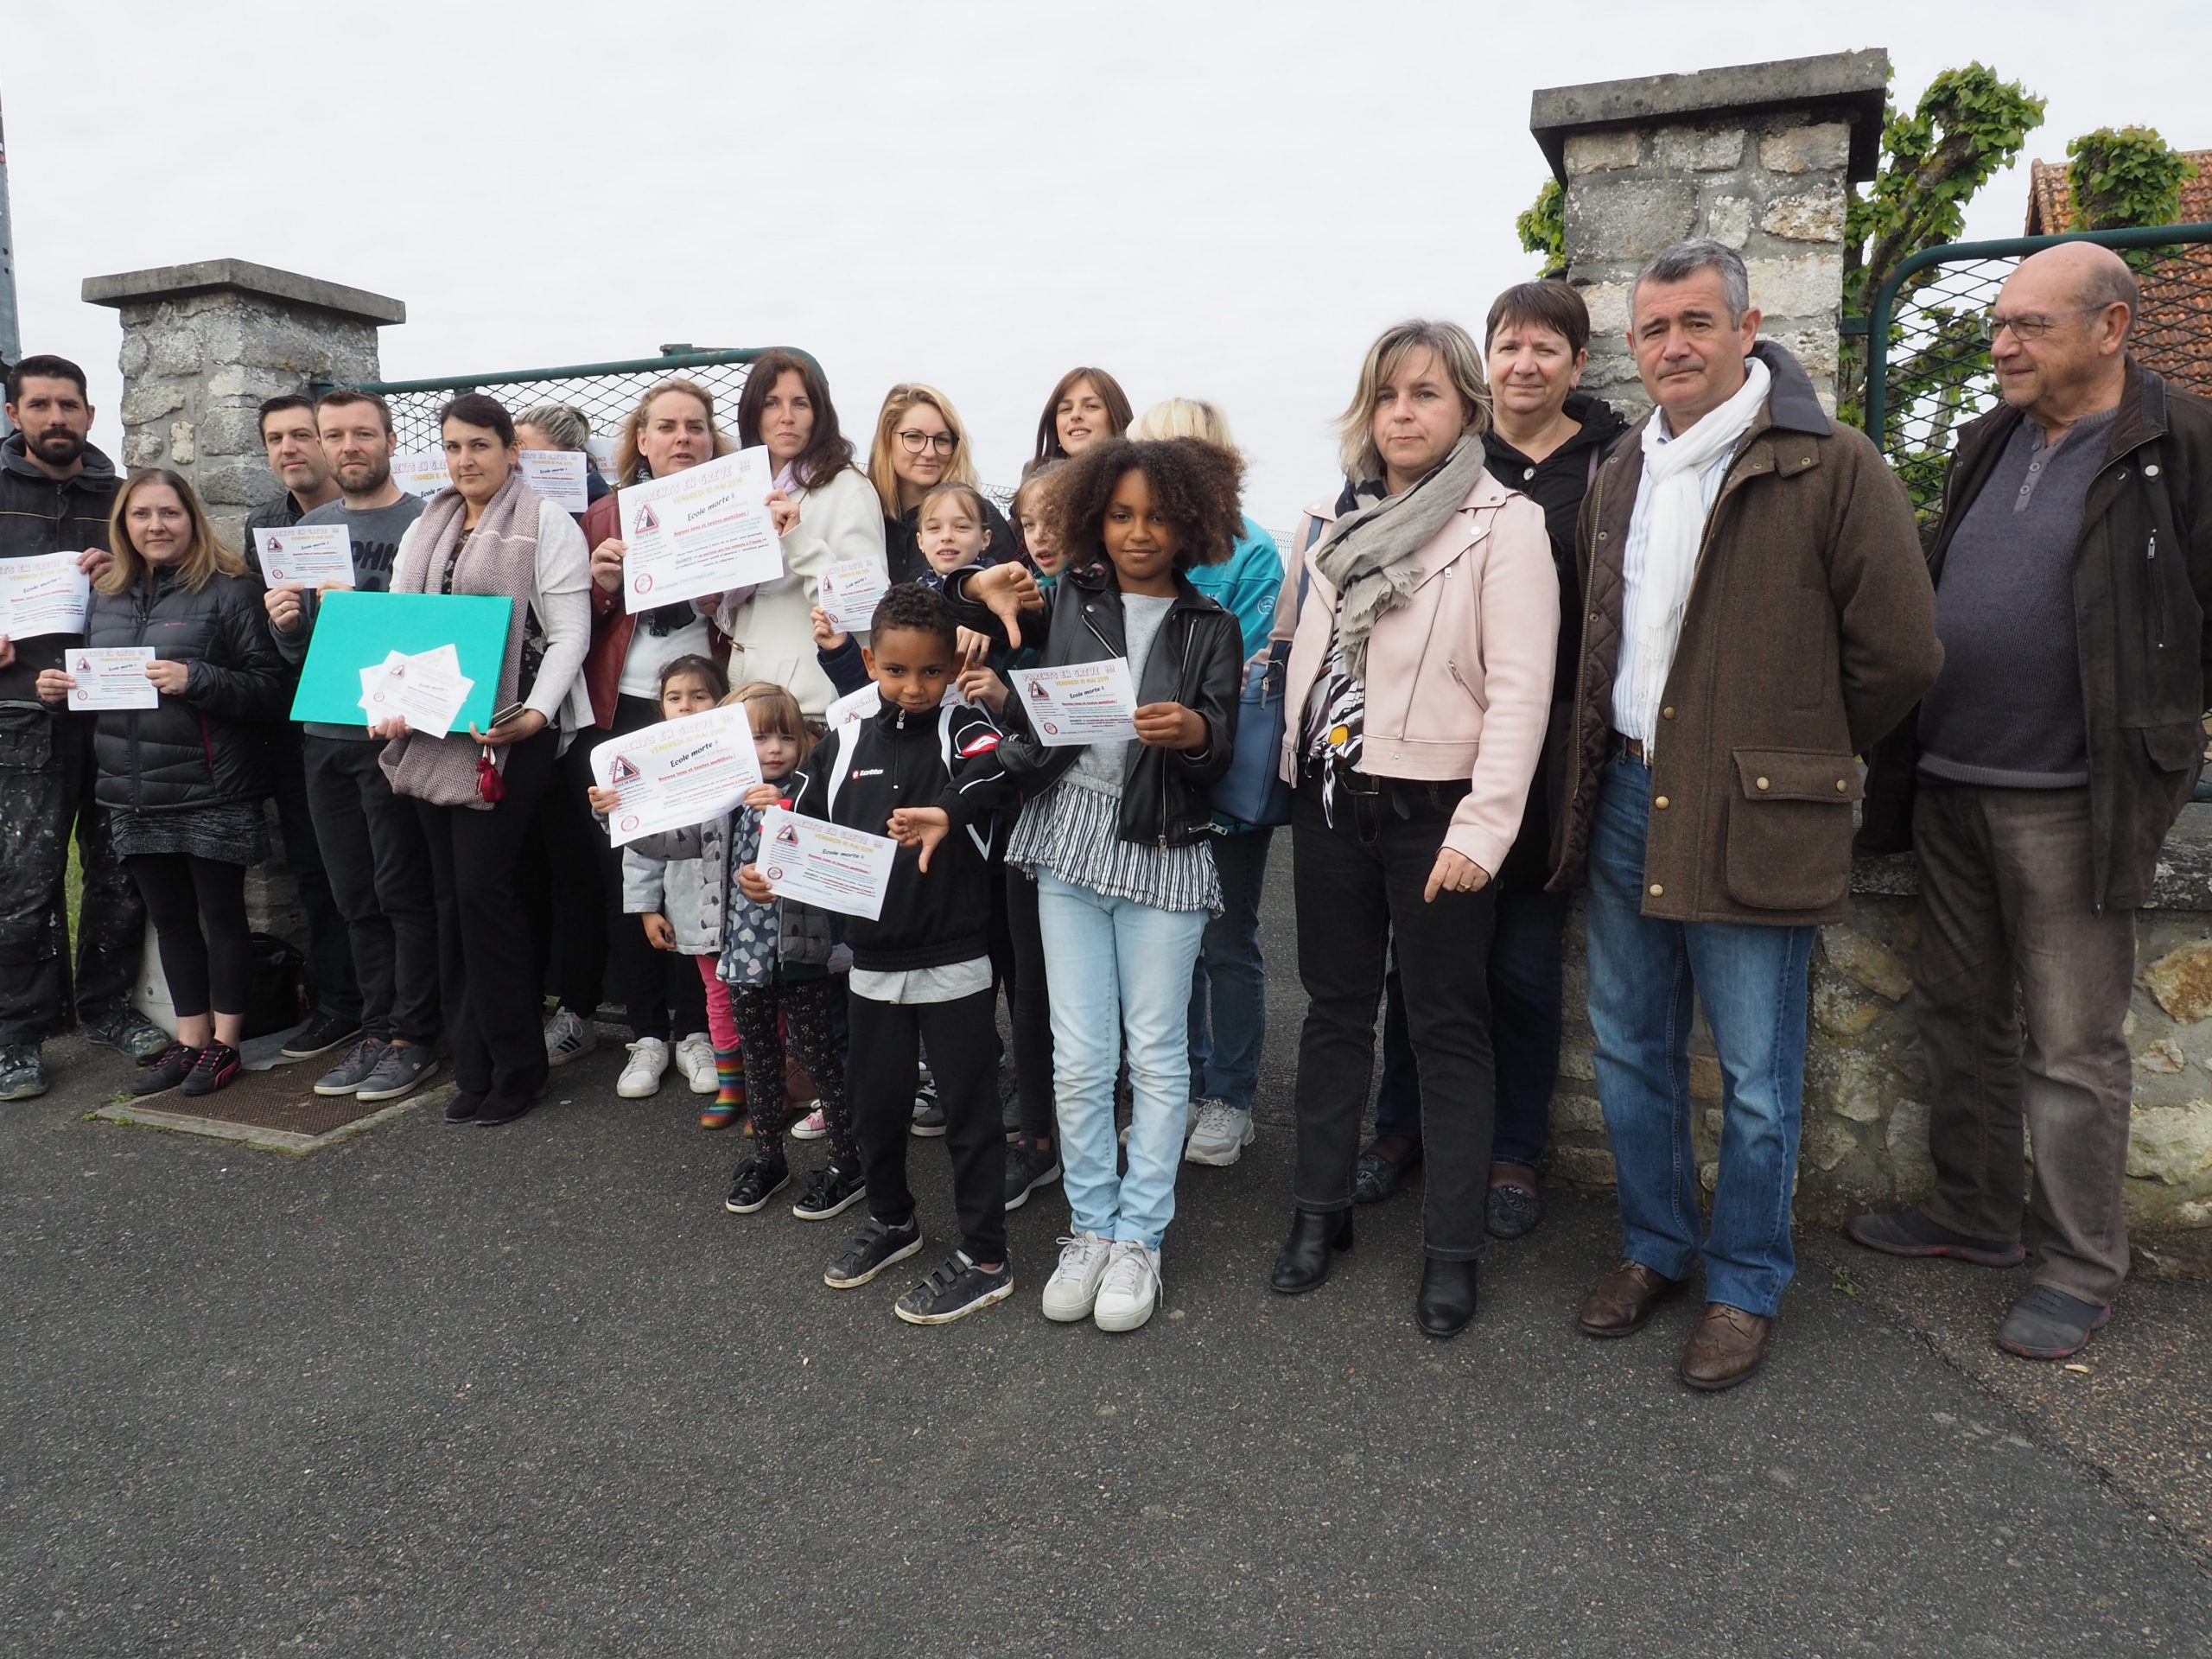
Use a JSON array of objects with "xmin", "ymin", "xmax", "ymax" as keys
[
  {"xmin": 1859, "ymin": 223, "xmax": 2212, "ymax": 521},
  {"xmin": 313, "ymin": 344, "xmax": 804, "ymax": 457}
]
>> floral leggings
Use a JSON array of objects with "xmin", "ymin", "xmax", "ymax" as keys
[{"xmin": 733, "ymin": 975, "xmax": 854, "ymax": 1166}]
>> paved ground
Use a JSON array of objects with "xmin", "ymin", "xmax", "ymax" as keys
[{"xmin": 5, "ymin": 859, "xmax": 2209, "ymax": 1656}]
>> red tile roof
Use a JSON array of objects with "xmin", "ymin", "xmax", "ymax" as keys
[{"xmin": 2026, "ymin": 156, "xmax": 2212, "ymax": 395}]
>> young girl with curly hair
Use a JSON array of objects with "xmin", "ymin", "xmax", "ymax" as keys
[{"xmin": 951, "ymin": 437, "xmax": 1245, "ymax": 1332}]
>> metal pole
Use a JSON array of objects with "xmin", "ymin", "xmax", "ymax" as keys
[{"xmin": 0, "ymin": 87, "xmax": 19, "ymax": 435}]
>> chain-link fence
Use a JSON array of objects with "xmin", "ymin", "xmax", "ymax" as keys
[
  {"xmin": 1863, "ymin": 224, "xmax": 2212, "ymax": 523},
  {"xmin": 315, "ymin": 346, "xmax": 779, "ymax": 462}
]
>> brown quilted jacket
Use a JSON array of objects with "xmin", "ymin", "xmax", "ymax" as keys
[{"xmin": 1548, "ymin": 341, "xmax": 1942, "ymax": 925}]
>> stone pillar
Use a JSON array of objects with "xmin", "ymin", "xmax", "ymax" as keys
[
  {"xmin": 1529, "ymin": 50, "xmax": 1888, "ymax": 411},
  {"xmin": 81, "ymin": 258, "xmax": 404, "ymax": 545},
  {"xmin": 80, "ymin": 260, "xmax": 405, "ymax": 971}
]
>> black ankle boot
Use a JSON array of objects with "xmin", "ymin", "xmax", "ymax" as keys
[
  {"xmin": 1415, "ymin": 1255, "xmax": 1478, "ymax": 1338},
  {"xmin": 1271, "ymin": 1208, "xmax": 1354, "ymax": 1294}
]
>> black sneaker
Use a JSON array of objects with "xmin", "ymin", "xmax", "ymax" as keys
[
  {"xmin": 313, "ymin": 1039, "xmax": 386, "ymax": 1097},
  {"xmin": 824, "ymin": 1217, "xmax": 924, "ymax": 1289},
  {"xmin": 791, "ymin": 1160, "xmax": 867, "ymax": 1221},
  {"xmin": 0, "ymin": 1042, "xmax": 49, "ymax": 1102},
  {"xmin": 1003, "ymin": 1135, "xmax": 1062, "ymax": 1211},
  {"xmin": 724, "ymin": 1153, "xmax": 791, "ymax": 1215},
  {"xmin": 475, "ymin": 1086, "xmax": 539, "ymax": 1128},
  {"xmin": 128, "ymin": 1043, "xmax": 197, "ymax": 1097},
  {"xmin": 282, "ymin": 1008, "xmax": 365, "ymax": 1060},
  {"xmin": 1996, "ymin": 1285, "xmax": 2113, "ymax": 1360},
  {"xmin": 910, "ymin": 1078, "xmax": 946, "ymax": 1137},
  {"xmin": 445, "ymin": 1090, "xmax": 486, "ymax": 1125},
  {"xmin": 178, "ymin": 1042, "xmax": 241, "ymax": 1098},
  {"xmin": 356, "ymin": 1043, "xmax": 440, "ymax": 1104},
  {"xmin": 84, "ymin": 1007, "xmax": 171, "ymax": 1063},
  {"xmin": 893, "ymin": 1250, "xmax": 1014, "ymax": 1325}
]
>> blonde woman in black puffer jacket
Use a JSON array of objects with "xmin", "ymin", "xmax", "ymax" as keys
[{"xmin": 35, "ymin": 469, "xmax": 286, "ymax": 1099}]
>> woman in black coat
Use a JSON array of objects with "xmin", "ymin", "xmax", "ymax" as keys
[{"xmin": 37, "ymin": 468, "xmax": 287, "ymax": 1097}]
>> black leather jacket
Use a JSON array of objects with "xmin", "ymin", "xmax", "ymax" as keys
[
  {"xmin": 945, "ymin": 560, "xmax": 1242, "ymax": 848},
  {"xmin": 79, "ymin": 564, "xmax": 288, "ymax": 813}
]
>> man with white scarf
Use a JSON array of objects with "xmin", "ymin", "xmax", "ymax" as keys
[{"xmin": 1549, "ymin": 240, "xmax": 1941, "ymax": 1391}]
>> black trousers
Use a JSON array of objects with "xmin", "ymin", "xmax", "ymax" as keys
[
  {"xmin": 416, "ymin": 728, "xmax": 557, "ymax": 1098},
  {"xmin": 532, "ymin": 728, "xmax": 609, "ymax": 1016},
  {"xmin": 595, "ymin": 696, "xmax": 707, "ymax": 1040},
  {"xmin": 1003, "ymin": 866, "xmax": 1056, "ymax": 1138},
  {"xmin": 126, "ymin": 852, "xmax": 251, "ymax": 1020},
  {"xmin": 302, "ymin": 736, "xmax": 440, "ymax": 1045},
  {"xmin": 268, "ymin": 722, "xmax": 359, "ymax": 1024},
  {"xmin": 1289, "ymin": 772, "xmax": 1497, "ymax": 1262},
  {"xmin": 0, "ymin": 708, "xmax": 145, "ymax": 1044},
  {"xmin": 848, "ymin": 985, "xmax": 1006, "ymax": 1263}
]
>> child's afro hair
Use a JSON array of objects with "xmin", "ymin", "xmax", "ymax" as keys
[
  {"xmin": 1047, "ymin": 436, "xmax": 1246, "ymax": 574},
  {"xmin": 868, "ymin": 581, "xmax": 957, "ymax": 648}
]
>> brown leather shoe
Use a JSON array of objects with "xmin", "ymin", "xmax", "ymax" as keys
[
  {"xmin": 1679, "ymin": 1303, "xmax": 1772, "ymax": 1391},
  {"xmin": 1577, "ymin": 1259, "xmax": 1687, "ymax": 1338}
]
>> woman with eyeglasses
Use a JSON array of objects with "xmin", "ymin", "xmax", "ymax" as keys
[{"xmin": 867, "ymin": 384, "xmax": 1017, "ymax": 586}]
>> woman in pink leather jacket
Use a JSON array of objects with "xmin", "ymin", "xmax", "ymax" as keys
[{"xmin": 1267, "ymin": 317, "xmax": 1558, "ymax": 1338}]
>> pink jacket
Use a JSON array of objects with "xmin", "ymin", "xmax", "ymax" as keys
[{"xmin": 1271, "ymin": 468, "xmax": 1559, "ymax": 876}]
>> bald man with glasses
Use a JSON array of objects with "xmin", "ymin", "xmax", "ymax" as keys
[{"xmin": 1854, "ymin": 242, "xmax": 2212, "ymax": 1360}]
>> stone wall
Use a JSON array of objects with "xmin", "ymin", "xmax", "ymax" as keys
[
  {"xmin": 1559, "ymin": 115, "xmax": 1852, "ymax": 410},
  {"xmin": 1545, "ymin": 813, "xmax": 2212, "ymax": 1265},
  {"xmin": 84, "ymin": 260, "xmax": 404, "ymax": 547}
]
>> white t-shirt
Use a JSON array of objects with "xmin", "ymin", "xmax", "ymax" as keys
[{"xmin": 616, "ymin": 611, "xmax": 714, "ymax": 701}]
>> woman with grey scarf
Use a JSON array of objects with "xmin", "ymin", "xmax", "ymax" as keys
[{"xmin": 1264, "ymin": 319, "xmax": 1559, "ymax": 1337}]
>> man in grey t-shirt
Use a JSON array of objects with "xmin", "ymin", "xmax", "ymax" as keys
[{"xmin": 264, "ymin": 389, "xmax": 439, "ymax": 1105}]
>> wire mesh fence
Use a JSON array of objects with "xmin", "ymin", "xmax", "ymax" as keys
[
  {"xmin": 321, "ymin": 347, "xmax": 771, "ymax": 465},
  {"xmin": 1866, "ymin": 226, "xmax": 2212, "ymax": 524}
]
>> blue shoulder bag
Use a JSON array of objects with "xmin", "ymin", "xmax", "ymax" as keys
[{"xmin": 1208, "ymin": 517, "xmax": 1319, "ymax": 829}]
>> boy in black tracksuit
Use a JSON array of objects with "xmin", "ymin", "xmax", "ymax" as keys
[{"xmin": 747, "ymin": 584, "xmax": 1016, "ymax": 1325}]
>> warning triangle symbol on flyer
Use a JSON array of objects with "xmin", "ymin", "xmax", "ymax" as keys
[
  {"xmin": 609, "ymin": 755, "xmax": 642, "ymax": 785},
  {"xmin": 634, "ymin": 504, "xmax": 658, "ymax": 533}
]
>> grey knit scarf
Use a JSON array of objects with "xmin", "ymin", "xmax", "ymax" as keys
[
  {"xmin": 1313, "ymin": 435, "xmax": 1491, "ymax": 682},
  {"xmin": 379, "ymin": 470, "xmax": 541, "ymax": 810}
]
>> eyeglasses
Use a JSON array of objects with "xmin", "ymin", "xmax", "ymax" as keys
[
  {"xmin": 1975, "ymin": 304, "xmax": 2110, "ymax": 344},
  {"xmin": 897, "ymin": 429, "xmax": 957, "ymax": 455}
]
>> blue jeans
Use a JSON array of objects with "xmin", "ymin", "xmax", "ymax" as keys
[
  {"xmin": 1586, "ymin": 756, "xmax": 1814, "ymax": 1318},
  {"xmin": 1036, "ymin": 868, "xmax": 1209, "ymax": 1249},
  {"xmin": 1373, "ymin": 887, "xmax": 1568, "ymax": 1166},
  {"xmin": 1187, "ymin": 827, "xmax": 1273, "ymax": 1112}
]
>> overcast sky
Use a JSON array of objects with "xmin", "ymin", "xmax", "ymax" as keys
[{"xmin": 8, "ymin": 0, "xmax": 2206, "ymax": 524}]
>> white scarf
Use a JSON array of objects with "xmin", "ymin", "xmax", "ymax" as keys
[{"xmin": 1622, "ymin": 357, "xmax": 1770, "ymax": 753}]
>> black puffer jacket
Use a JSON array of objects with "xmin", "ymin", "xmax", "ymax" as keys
[
  {"xmin": 0, "ymin": 432, "xmax": 121, "ymax": 702},
  {"xmin": 78, "ymin": 564, "xmax": 288, "ymax": 812},
  {"xmin": 946, "ymin": 559, "xmax": 1242, "ymax": 848}
]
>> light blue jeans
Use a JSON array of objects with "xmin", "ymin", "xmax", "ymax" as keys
[{"xmin": 1036, "ymin": 868, "xmax": 1209, "ymax": 1249}]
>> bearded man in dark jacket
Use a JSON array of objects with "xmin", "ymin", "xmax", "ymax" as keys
[{"xmin": 0, "ymin": 355, "xmax": 163, "ymax": 1099}]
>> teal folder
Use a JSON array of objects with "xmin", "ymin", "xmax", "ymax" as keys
[{"xmin": 289, "ymin": 591, "xmax": 514, "ymax": 731}]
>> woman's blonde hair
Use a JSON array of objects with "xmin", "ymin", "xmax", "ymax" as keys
[
  {"xmin": 1335, "ymin": 319, "xmax": 1491, "ymax": 482},
  {"xmin": 1128, "ymin": 397, "xmax": 1236, "ymax": 450},
  {"xmin": 866, "ymin": 383, "xmax": 979, "ymax": 513},
  {"xmin": 99, "ymin": 469, "xmax": 244, "ymax": 598},
  {"xmin": 614, "ymin": 378, "xmax": 737, "ymax": 482},
  {"xmin": 726, "ymin": 678, "xmax": 814, "ymax": 764}
]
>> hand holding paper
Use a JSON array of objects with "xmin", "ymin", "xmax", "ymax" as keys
[
  {"xmin": 3, "ymin": 553, "xmax": 93, "ymax": 640},
  {"xmin": 754, "ymin": 805, "xmax": 898, "ymax": 920}
]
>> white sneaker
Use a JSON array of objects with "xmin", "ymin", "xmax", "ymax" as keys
[
  {"xmin": 789, "ymin": 1103, "xmax": 827, "ymax": 1141},
  {"xmin": 1093, "ymin": 1239, "xmax": 1162, "ymax": 1332},
  {"xmin": 543, "ymin": 1008, "xmax": 595, "ymax": 1067},
  {"xmin": 1039, "ymin": 1232, "xmax": 1114, "ymax": 1323},
  {"xmin": 1184, "ymin": 1097, "xmax": 1255, "ymax": 1166},
  {"xmin": 617, "ymin": 1037, "xmax": 670, "ymax": 1099},
  {"xmin": 675, "ymin": 1033, "xmax": 716, "ymax": 1095}
]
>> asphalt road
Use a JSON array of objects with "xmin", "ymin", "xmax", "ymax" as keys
[{"xmin": 4, "ymin": 854, "xmax": 2209, "ymax": 1656}]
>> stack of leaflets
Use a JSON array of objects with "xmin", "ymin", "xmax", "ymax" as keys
[{"xmin": 358, "ymin": 645, "xmax": 477, "ymax": 739}]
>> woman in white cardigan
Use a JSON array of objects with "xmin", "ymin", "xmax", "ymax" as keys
[
  {"xmin": 718, "ymin": 348, "xmax": 888, "ymax": 720},
  {"xmin": 373, "ymin": 393, "xmax": 591, "ymax": 1127}
]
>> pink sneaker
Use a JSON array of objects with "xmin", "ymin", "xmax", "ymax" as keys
[{"xmin": 789, "ymin": 1103, "xmax": 827, "ymax": 1141}]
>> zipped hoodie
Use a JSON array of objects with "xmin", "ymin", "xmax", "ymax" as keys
[
  {"xmin": 0, "ymin": 432, "xmax": 121, "ymax": 703},
  {"xmin": 783, "ymin": 695, "xmax": 1014, "ymax": 972}
]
